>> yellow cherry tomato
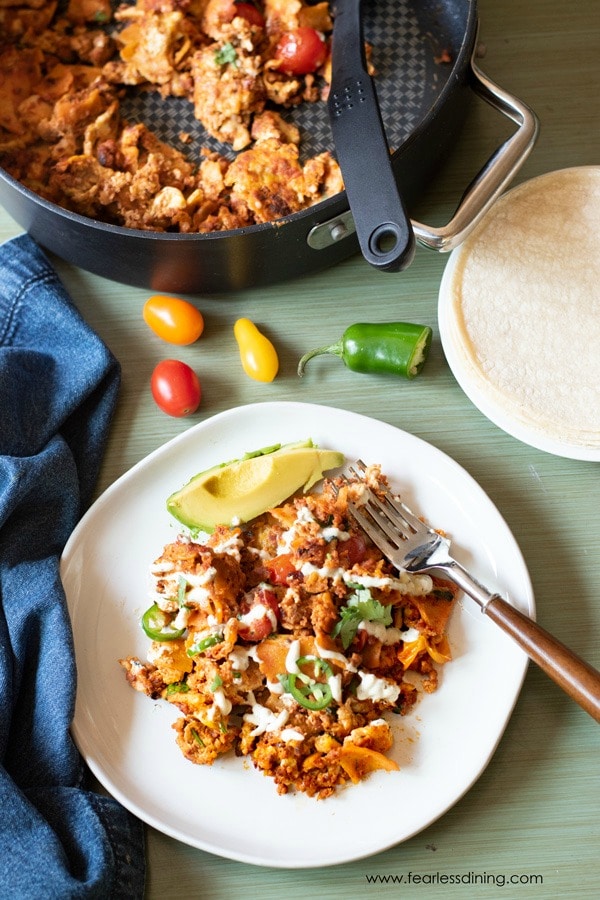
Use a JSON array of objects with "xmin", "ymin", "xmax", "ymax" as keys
[
  {"xmin": 233, "ymin": 318, "xmax": 279, "ymax": 383},
  {"xmin": 143, "ymin": 295, "xmax": 204, "ymax": 345}
]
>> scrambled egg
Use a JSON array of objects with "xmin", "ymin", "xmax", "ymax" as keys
[
  {"xmin": 120, "ymin": 465, "xmax": 458, "ymax": 799},
  {"xmin": 0, "ymin": 0, "xmax": 342, "ymax": 231}
]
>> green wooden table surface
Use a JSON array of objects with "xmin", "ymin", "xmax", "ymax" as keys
[{"xmin": 1, "ymin": 1, "xmax": 598, "ymax": 897}]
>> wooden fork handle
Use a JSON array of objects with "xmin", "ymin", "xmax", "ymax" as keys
[{"xmin": 484, "ymin": 596, "xmax": 600, "ymax": 723}]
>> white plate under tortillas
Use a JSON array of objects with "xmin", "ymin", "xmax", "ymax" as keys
[{"xmin": 438, "ymin": 167, "xmax": 600, "ymax": 460}]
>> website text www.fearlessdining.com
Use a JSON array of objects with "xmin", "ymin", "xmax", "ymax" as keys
[{"xmin": 365, "ymin": 871, "xmax": 544, "ymax": 887}]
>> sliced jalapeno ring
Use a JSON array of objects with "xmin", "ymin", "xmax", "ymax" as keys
[
  {"xmin": 141, "ymin": 603, "xmax": 186, "ymax": 641},
  {"xmin": 166, "ymin": 681, "xmax": 190, "ymax": 695},
  {"xmin": 295, "ymin": 655, "xmax": 334, "ymax": 679},
  {"xmin": 287, "ymin": 673, "xmax": 333, "ymax": 710},
  {"xmin": 187, "ymin": 632, "xmax": 224, "ymax": 656},
  {"xmin": 287, "ymin": 655, "xmax": 335, "ymax": 710}
]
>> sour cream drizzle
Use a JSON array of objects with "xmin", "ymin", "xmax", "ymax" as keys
[
  {"xmin": 239, "ymin": 601, "xmax": 278, "ymax": 631},
  {"xmin": 151, "ymin": 565, "xmax": 217, "ymax": 610},
  {"xmin": 276, "ymin": 505, "xmax": 315, "ymax": 553},
  {"xmin": 284, "ymin": 638, "xmax": 302, "ymax": 674},
  {"xmin": 280, "ymin": 728, "xmax": 305, "ymax": 742},
  {"xmin": 172, "ymin": 605, "xmax": 191, "ymax": 630},
  {"xmin": 315, "ymin": 642, "xmax": 357, "ymax": 673},
  {"xmin": 358, "ymin": 621, "xmax": 420, "ymax": 646},
  {"xmin": 227, "ymin": 646, "xmax": 251, "ymax": 671},
  {"xmin": 300, "ymin": 562, "xmax": 432, "ymax": 597},
  {"xmin": 208, "ymin": 688, "xmax": 232, "ymax": 719},
  {"xmin": 244, "ymin": 691, "xmax": 289, "ymax": 736},
  {"xmin": 210, "ymin": 531, "xmax": 243, "ymax": 559},
  {"xmin": 356, "ymin": 671, "xmax": 401, "ymax": 704}
]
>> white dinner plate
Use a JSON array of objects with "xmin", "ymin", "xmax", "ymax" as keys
[{"xmin": 61, "ymin": 402, "xmax": 534, "ymax": 868}]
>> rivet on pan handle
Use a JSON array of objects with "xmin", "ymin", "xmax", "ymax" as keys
[
  {"xmin": 308, "ymin": 48, "xmax": 539, "ymax": 256},
  {"xmin": 327, "ymin": 0, "xmax": 416, "ymax": 272}
]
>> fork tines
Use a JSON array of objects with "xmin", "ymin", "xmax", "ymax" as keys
[
  {"xmin": 346, "ymin": 498, "xmax": 403, "ymax": 557},
  {"xmin": 345, "ymin": 460, "xmax": 433, "ymax": 543}
]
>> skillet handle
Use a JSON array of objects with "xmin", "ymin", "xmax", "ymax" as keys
[
  {"xmin": 328, "ymin": 0, "xmax": 415, "ymax": 272},
  {"xmin": 411, "ymin": 55, "xmax": 540, "ymax": 252},
  {"xmin": 306, "ymin": 50, "xmax": 539, "ymax": 257}
]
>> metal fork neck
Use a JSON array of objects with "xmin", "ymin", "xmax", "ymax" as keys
[{"xmin": 436, "ymin": 559, "xmax": 499, "ymax": 611}]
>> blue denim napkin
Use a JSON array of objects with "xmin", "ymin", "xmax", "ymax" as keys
[{"xmin": 0, "ymin": 235, "xmax": 145, "ymax": 899}]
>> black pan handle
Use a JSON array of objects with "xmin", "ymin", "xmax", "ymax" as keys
[
  {"xmin": 327, "ymin": 0, "xmax": 415, "ymax": 272},
  {"xmin": 309, "ymin": 50, "xmax": 539, "ymax": 260}
]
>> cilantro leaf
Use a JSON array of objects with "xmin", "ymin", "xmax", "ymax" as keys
[
  {"xmin": 332, "ymin": 587, "xmax": 393, "ymax": 650},
  {"xmin": 331, "ymin": 606, "xmax": 362, "ymax": 650},
  {"xmin": 215, "ymin": 42, "xmax": 238, "ymax": 67}
]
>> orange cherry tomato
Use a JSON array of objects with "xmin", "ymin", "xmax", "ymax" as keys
[
  {"xmin": 266, "ymin": 553, "xmax": 296, "ymax": 585},
  {"xmin": 150, "ymin": 359, "xmax": 202, "ymax": 417},
  {"xmin": 143, "ymin": 295, "xmax": 204, "ymax": 346}
]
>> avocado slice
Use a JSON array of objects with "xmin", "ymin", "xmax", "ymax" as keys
[{"xmin": 166, "ymin": 439, "xmax": 344, "ymax": 533}]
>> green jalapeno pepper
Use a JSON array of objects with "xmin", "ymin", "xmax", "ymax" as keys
[
  {"xmin": 187, "ymin": 632, "xmax": 224, "ymax": 656},
  {"xmin": 166, "ymin": 681, "xmax": 190, "ymax": 695},
  {"xmin": 297, "ymin": 322, "xmax": 432, "ymax": 379},
  {"xmin": 282, "ymin": 655, "xmax": 335, "ymax": 711},
  {"xmin": 141, "ymin": 603, "xmax": 186, "ymax": 641}
]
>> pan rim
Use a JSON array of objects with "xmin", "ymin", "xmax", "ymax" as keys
[{"xmin": 0, "ymin": 0, "xmax": 478, "ymax": 244}]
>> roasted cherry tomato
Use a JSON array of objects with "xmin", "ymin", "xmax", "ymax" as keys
[
  {"xmin": 274, "ymin": 27, "xmax": 327, "ymax": 75},
  {"xmin": 143, "ymin": 295, "xmax": 204, "ymax": 346},
  {"xmin": 238, "ymin": 587, "xmax": 280, "ymax": 641},
  {"xmin": 340, "ymin": 533, "xmax": 368, "ymax": 567},
  {"xmin": 229, "ymin": 2, "xmax": 265, "ymax": 26},
  {"xmin": 150, "ymin": 359, "xmax": 201, "ymax": 417},
  {"xmin": 218, "ymin": 0, "xmax": 265, "ymax": 27}
]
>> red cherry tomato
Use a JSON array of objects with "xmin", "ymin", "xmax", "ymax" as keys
[
  {"xmin": 143, "ymin": 295, "xmax": 204, "ymax": 346},
  {"xmin": 150, "ymin": 359, "xmax": 201, "ymax": 417},
  {"xmin": 340, "ymin": 533, "xmax": 368, "ymax": 567},
  {"xmin": 274, "ymin": 27, "xmax": 327, "ymax": 75},
  {"xmin": 231, "ymin": 2, "xmax": 265, "ymax": 27},
  {"xmin": 238, "ymin": 588, "xmax": 280, "ymax": 641}
]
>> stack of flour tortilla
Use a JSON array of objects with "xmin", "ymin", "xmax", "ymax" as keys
[{"xmin": 440, "ymin": 167, "xmax": 600, "ymax": 453}]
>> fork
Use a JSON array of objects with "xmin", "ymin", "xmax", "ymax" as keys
[{"xmin": 343, "ymin": 462, "xmax": 600, "ymax": 723}]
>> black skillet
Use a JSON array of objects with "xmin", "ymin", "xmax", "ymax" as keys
[{"xmin": 0, "ymin": 0, "xmax": 538, "ymax": 293}]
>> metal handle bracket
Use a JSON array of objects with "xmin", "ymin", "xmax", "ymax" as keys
[
  {"xmin": 307, "ymin": 49, "xmax": 539, "ymax": 255},
  {"xmin": 412, "ymin": 58, "xmax": 539, "ymax": 252}
]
